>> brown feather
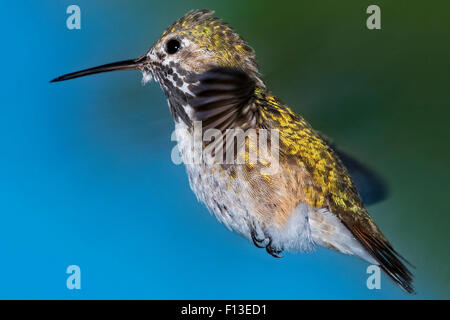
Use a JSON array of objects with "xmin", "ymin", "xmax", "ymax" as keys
[{"xmin": 339, "ymin": 211, "xmax": 415, "ymax": 293}]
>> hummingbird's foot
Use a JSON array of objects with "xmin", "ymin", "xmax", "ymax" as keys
[
  {"xmin": 265, "ymin": 239, "xmax": 284, "ymax": 258},
  {"xmin": 251, "ymin": 230, "xmax": 266, "ymax": 248}
]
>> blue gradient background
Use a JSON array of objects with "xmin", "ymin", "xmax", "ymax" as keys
[{"xmin": 0, "ymin": 1, "xmax": 449, "ymax": 299}]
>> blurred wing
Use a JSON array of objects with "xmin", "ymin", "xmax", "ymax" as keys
[
  {"xmin": 187, "ymin": 67, "xmax": 257, "ymax": 162},
  {"xmin": 188, "ymin": 67, "xmax": 257, "ymax": 132},
  {"xmin": 333, "ymin": 148, "xmax": 388, "ymax": 206},
  {"xmin": 316, "ymin": 133, "xmax": 388, "ymax": 206}
]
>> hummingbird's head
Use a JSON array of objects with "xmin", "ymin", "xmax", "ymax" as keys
[
  {"xmin": 142, "ymin": 9, "xmax": 262, "ymax": 85},
  {"xmin": 51, "ymin": 9, "xmax": 262, "ymax": 125}
]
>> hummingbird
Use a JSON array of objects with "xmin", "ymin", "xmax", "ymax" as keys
[{"xmin": 51, "ymin": 9, "xmax": 414, "ymax": 293}]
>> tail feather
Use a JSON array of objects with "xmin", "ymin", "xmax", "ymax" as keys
[{"xmin": 352, "ymin": 226, "xmax": 415, "ymax": 294}]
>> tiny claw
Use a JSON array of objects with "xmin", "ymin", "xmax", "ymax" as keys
[
  {"xmin": 265, "ymin": 239, "xmax": 283, "ymax": 258},
  {"xmin": 251, "ymin": 230, "xmax": 266, "ymax": 248}
]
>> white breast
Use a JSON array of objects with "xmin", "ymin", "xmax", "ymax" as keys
[{"xmin": 173, "ymin": 121, "xmax": 254, "ymax": 238}]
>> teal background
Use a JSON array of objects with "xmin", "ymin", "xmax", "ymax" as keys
[{"xmin": 0, "ymin": 0, "xmax": 449, "ymax": 299}]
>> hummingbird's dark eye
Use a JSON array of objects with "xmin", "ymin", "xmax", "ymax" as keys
[{"xmin": 166, "ymin": 39, "xmax": 181, "ymax": 54}]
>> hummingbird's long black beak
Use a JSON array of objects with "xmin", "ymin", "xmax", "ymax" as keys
[{"xmin": 50, "ymin": 55, "xmax": 147, "ymax": 82}]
